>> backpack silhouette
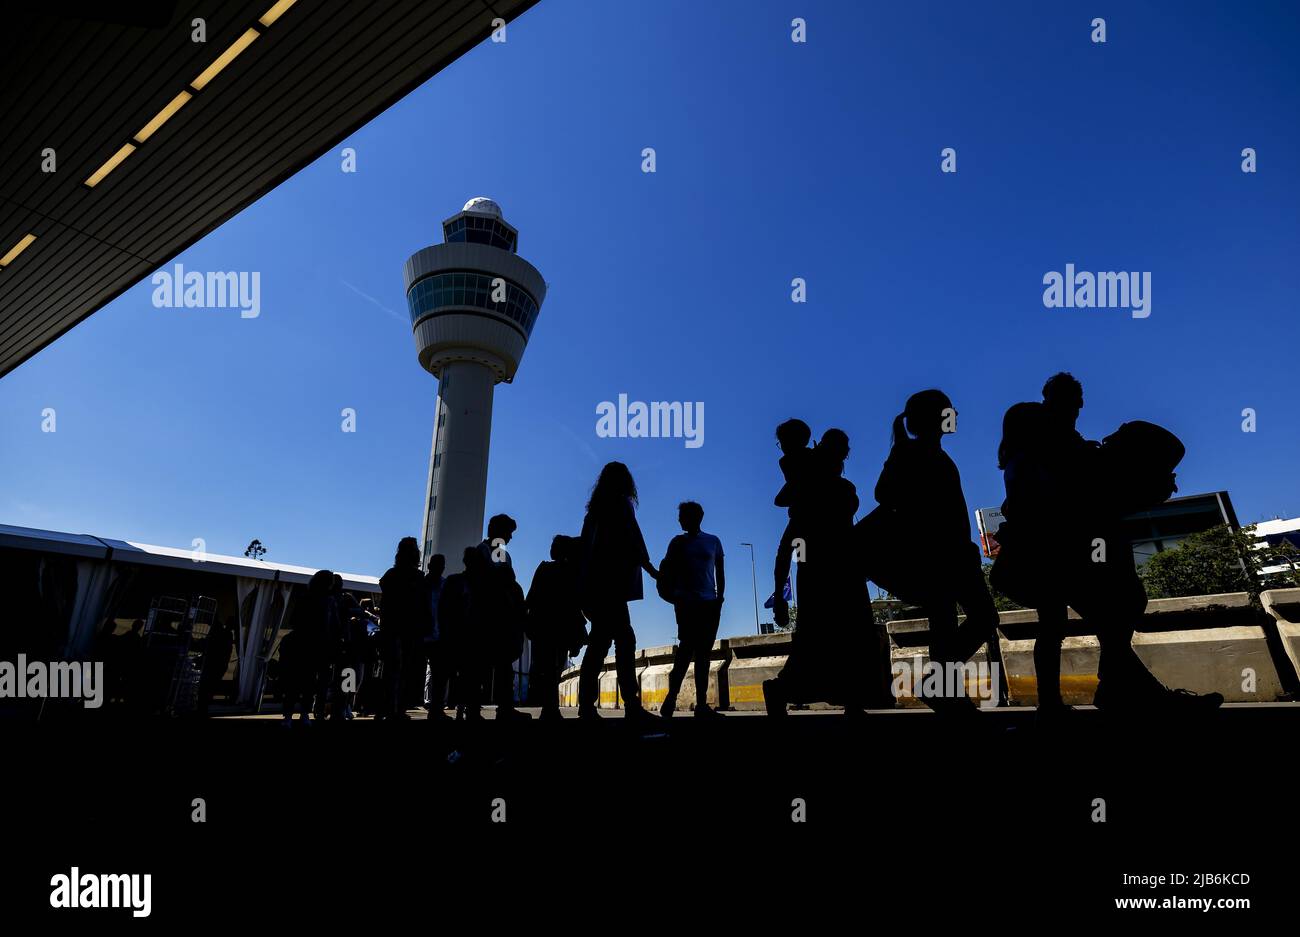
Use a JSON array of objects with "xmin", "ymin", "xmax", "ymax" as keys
[{"xmin": 1098, "ymin": 420, "xmax": 1185, "ymax": 513}]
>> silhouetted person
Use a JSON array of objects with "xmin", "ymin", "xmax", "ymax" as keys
[
  {"xmin": 1028, "ymin": 372, "xmax": 1095, "ymax": 714},
  {"xmin": 281, "ymin": 570, "xmax": 338, "ymax": 725},
  {"xmin": 526, "ymin": 535, "xmax": 587, "ymax": 722},
  {"xmin": 771, "ymin": 418, "xmax": 813, "ymax": 631},
  {"xmin": 765, "ymin": 430, "xmax": 872, "ymax": 716},
  {"xmin": 658, "ymin": 501, "xmax": 725, "ymax": 718},
  {"xmin": 423, "ymin": 554, "xmax": 450, "ymax": 721},
  {"xmin": 474, "ymin": 514, "xmax": 529, "ymax": 720},
  {"xmin": 198, "ymin": 616, "xmax": 235, "ymax": 715},
  {"xmin": 991, "ymin": 398, "xmax": 1222, "ymax": 714},
  {"xmin": 329, "ymin": 575, "xmax": 367, "ymax": 721},
  {"xmin": 354, "ymin": 597, "xmax": 380, "ymax": 715},
  {"xmin": 870, "ymin": 390, "xmax": 999, "ymax": 713},
  {"xmin": 576, "ymin": 462, "xmax": 659, "ymax": 722},
  {"xmin": 1042, "ymin": 371, "xmax": 1093, "ymax": 454},
  {"xmin": 440, "ymin": 547, "xmax": 486, "ymax": 719},
  {"xmin": 378, "ymin": 537, "xmax": 428, "ymax": 721}
]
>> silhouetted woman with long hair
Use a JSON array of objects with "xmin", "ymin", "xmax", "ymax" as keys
[
  {"xmin": 872, "ymin": 389, "xmax": 1000, "ymax": 712},
  {"xmin": 765, "ymin": 429, "xmax": 876, "ymax": 716},
  {"xmin": 576, "ymin": 461, "xmax": 659, "ymax": 722}
]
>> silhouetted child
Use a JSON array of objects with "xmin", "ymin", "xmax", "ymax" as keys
[
  {"xmin": 772, "ymin": 419, "xmax": 812, "ymax": 628},
  {"xmin": 526, "ymin": 535, "xmax": 587, "ymax": 721},
  {"xmin": 658, "ymin": 502, "xmax": 725, "ymax": 719},
  {"xmin": 774, "ymin": 418, "xmax": 814, "ymax": 514}
]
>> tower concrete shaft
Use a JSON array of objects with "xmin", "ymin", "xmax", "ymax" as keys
[{"xmin": 420, "ymin": 361, "xmax": 495, "ymax": 572}]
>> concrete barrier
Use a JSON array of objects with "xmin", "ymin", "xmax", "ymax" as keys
[
  {"xmin": 888, "ymin": 641, "xmax": 1004, "ymax": 708},
  {"xmin": 558, "ymin": 670, "xmax": 580, "ymax": 708},
  {"xmin": 554, "ymin": 591, "xmax": 1298, "ymax": 708},
  {"xmin": 724, "ymin": 633, "xmax": 792, "ymax": 711},
  {"xmin": 1262, "ymin": 587, "xmax": 1300, "ymax": 696},
  {"xmin": 597, "ymin": 653, "xmax": 621, "ymax": 709}
]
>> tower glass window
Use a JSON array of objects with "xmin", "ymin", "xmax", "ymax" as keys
[{"xmin": 407, "ymin": 271, "xmax": 541, "ymax": 337}]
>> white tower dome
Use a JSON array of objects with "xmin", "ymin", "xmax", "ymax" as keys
[{"xmin": 461, "ymin": 196, "xmax": 503, "ymax": 218}]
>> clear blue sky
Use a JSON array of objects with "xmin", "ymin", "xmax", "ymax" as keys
[{"xmin": 2, "ymin": 0, "xmax": 1298, "ymax": 648}]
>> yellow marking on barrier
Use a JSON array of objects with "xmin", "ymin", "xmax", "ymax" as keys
[{"xmin": 1005, "ymin": 674, "xmax": 1099, "ymax": 694}]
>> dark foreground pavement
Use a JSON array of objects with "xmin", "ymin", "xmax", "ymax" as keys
[{"xmin": 6, "ymin": 703, "xmax": 1294, "ymax": 924}]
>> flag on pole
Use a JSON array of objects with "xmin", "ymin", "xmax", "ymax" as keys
[{"xmin": 763, "ymin": 576, "xmax": 793, "ymax": 609}]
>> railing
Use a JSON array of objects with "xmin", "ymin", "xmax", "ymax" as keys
[{"xmin": 558, "ymin": 589, "xmax": 1300, "ymax": 710}]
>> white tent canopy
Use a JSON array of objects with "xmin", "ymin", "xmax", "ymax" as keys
[{"xmin": 0, "ymin": 523, "xmax": 380, "ymax": 592}]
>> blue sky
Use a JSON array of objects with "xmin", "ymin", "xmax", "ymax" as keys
[{"xmin": 2, "ymin": 0, "xmax": 1298, "ymax": 648}]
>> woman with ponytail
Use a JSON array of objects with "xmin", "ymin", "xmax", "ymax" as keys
[{"xmin": 869, "ymin": 389, "xmax": 1001, "ymax": 713}]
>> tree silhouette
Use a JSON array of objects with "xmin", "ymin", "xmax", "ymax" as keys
[{"xmin": 244, "ymin": 539, "xmax": 267, "ymax": 562}]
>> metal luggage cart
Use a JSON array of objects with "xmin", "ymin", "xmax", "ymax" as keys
[{"xmin": 144, "ymin": 595, "xmax": 217, "ymax": 716}]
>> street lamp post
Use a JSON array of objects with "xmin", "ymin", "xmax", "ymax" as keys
[{"xmin": 740, "ymin": 542, "xmax": 760, "ymax": 635}]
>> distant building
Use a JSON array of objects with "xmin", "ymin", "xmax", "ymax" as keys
[
  {"xmin": 976, "ymin": 491, "xmax": 1239, "ymax": 566},
  {"xmin": 1253, "ymin": 517, "xmax": 1300, "ymax": 579}
]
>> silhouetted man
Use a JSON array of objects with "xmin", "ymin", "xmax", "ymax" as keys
[
  {"xmin": 659, "ymin": 502, "xmax": 725, "ymax": 719},
  {"xmin": 378, "ymin": 537, "xmax": 428, "ymax": 721},
  {"xmin": 1033, "ymin": 372, "xmax": 1093, "ymax": 716},
  {"xmin": 438, "ymin": 548, "xmax": 480, "ymax": 719},
  {"xmin": 423, "ymin": 554, "xmax": 449, "ymax": 721},
  {"xmin": 475, "ymin": 514, "xmax": 529, "ymax": 720}
]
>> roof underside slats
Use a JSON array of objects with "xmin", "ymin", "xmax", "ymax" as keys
[{"xmin": 0, "ymin": 0, "xmax": 537, "ymax": 376}]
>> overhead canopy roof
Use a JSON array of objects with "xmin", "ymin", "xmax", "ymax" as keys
[
  {"xmin": 0, "ymin": 522, "xmax": 381, "ymax": 591},
  {"xmin": 0, "ymin": 0, "xmax": 538, "ymax": 376}
]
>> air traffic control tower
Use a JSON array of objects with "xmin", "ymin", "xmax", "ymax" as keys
[{"xmin": 403, "ymin": 197, "xmax": 547, "ymax": 570}]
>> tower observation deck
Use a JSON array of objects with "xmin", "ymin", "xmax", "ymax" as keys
[{"xmin": 402, "ymin": 197, "xmax": 547, "ymax": 570}]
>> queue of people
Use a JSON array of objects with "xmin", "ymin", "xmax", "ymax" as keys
[{"xmin": 276, "ymin": 370, "xmax": 1223, "ymax": 725}]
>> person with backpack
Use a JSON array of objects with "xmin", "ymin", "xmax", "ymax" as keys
[
  {"xmin": 657, "ymin": 502, "xmax": 725, "ymax": 719},
  {"xmin": 525, "ymin": 535, "xmax": 588, "ymax": 722},
  {"xmin": 866, "ymin": 389, "xmax": 1000, "ymax": 713},
  {"xmin": 991, "ymin": 391, "xmax": 1223, "ymax": 714}
]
